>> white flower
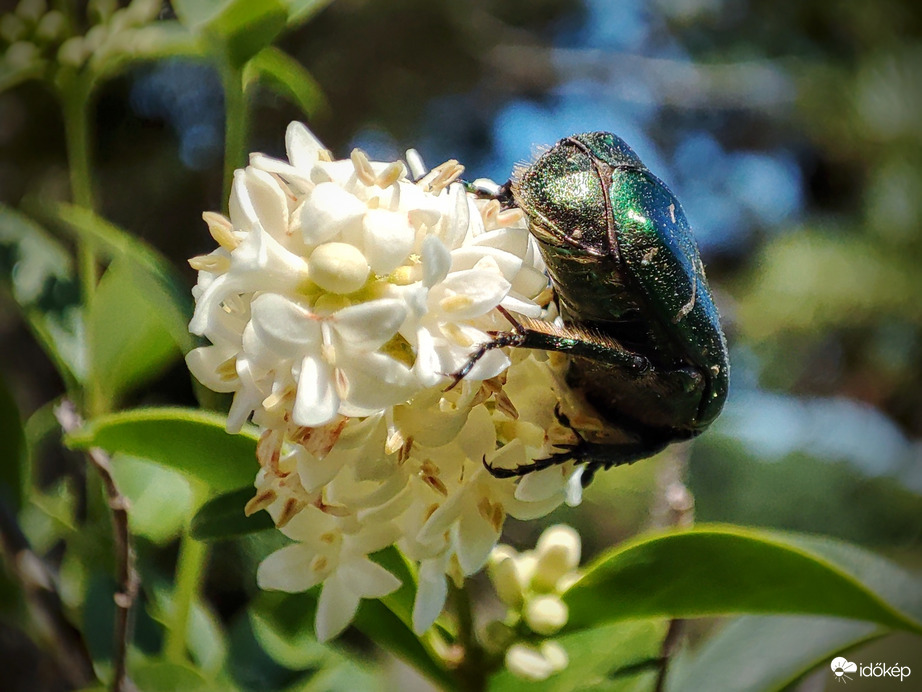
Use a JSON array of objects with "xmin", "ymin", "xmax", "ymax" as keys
[{"xmin": 188, "ymin": 122, "xmax": 587, "ymax": 642}]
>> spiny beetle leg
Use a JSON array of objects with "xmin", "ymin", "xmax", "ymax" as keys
[{"xmin": 445, "ymin": 328, "xmax": 526, "ymax": 391}]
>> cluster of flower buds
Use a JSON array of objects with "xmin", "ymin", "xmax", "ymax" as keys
[
  {"xmin": 188, "ymin": 123, "xmax": 585, "ymax": 640},
  {"xmin": 0, "ymin": 0, "xmax": 162, "ymax": 74},
  {"xmin": 485, "ymin": 524, "xmax": 582, "ymax": 680}
]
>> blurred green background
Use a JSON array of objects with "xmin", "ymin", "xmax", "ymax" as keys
[{"xmin": 1, "ymin": 1, "xmax": 920, "ymax": 690}]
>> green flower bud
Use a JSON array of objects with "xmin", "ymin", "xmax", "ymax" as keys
[
  {"xmin": 531, "ymin": 524, "xmax": 581, "ymax": 592},
  {"xmin": 487, "ymin": 547, "xmax": 524, "ymax": 609},
  {"xmin": 523, "ymin": 594, "xmax": 568, "ymax": 635}
]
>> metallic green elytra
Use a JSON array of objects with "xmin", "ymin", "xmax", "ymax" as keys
[{"xmin": 463, "ymin": 132, "xmax": 729, "ymax": 485}]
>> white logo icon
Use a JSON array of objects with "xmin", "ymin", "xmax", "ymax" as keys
[{"xmin": 831, "ymin": 657, "xmax": 858, "ymax": 684}]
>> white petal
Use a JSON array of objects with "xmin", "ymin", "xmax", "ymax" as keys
[
  {"xmin": 363, "ymin": 208, "xmax": 415, "ymax": 274},
  {"xmin": 250, "ymin": 293, "xmax": 321, "ymax": 355},
  {"xmin": 257, "ymin": 544, "xmax": 326, "ymax": 592},
  {"xmin": 335, "ymin": 351, "xmax": 417, "ymax": 413},
  {"xmin": 421, "ymin": 234, "xmax": 451, "ymax": 288},
  {"xmin": 249, "ymin": 153, "xmax": 313, "ymax": 195},
  {"xmin": 286, "ymin": 121, "xmax": 327, "ymax": 170},
  {"xmin": 437, "ymin": 183, "xmax": 469, "ymax": 250},
  {"xmin": 315, "ymin": 576, "xmax": 361, "ymax": 642},
  {"xmin": 185, "ymin": 346, "xmax": 237, "ymax": 392},
  {"xmin": 413, "ymin": 555, "xmax": 449, "ymax": 634},
  {"xmin": 239, "ymin": 168, "xmax": 291, "ymax": 244},
  {"xmin": 339, "ymin": 557, "xmax": 401, "ymax": 598},
  {"xmin": 293, "ymin": 355, "xmax": 338, "ymax": 426},
  {"xmin": 332, "ymin": 299, "xmax": 408, "ymax": 351},
  {"xmin": 455, "ymin": 503, "xmax": 500, "ymax": 575},
  {"xmin": 515, "ymin": 465, "xmax": 569, "ymax": 502},
  {"xmin": 412, "ymin": 328, "xmax": 443, "ymax": 388},
  {"xmin": 301, "ymin": 182, "xmax": 366, "ymax": 245},
  {"xmin": 428, "ymin": 269, "xmax": 511, "ymax": 320},
  {"xmin": 449, "ymin": 246, "xmax": 523, "ymax": 283}
]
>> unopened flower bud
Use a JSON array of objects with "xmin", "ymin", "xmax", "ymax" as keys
[
  {"xmin": 481, "ymin": 619, "xmax": 516, "ymax": 652},
  {"xmin": 57, "ymin": 36, "xmax": 86, "ymax": 67},
  {"xmin": 487, "ymin": 547, "xmax": 524, "ymax": 609},
  {"xmin": 15, "ymin": 0, "xmax": 46, "ymax": 23},
  {"xmin": 308, "ymin": 242, "xmax": 370, "ymax": 294},
  {"xmin": 126, "ymin": 0, "xmax": 162, "ymax": 25},
  {"xmin": 505, "ymin": 644, "xmax": 554, "ymax": 681},
  {"xmin": 35, "ymin": 10, "xmax": 66, "ymax": 41},
  {"xmin": 523, "ymin": 594, "xmax": 568, "ymax": 635},
  {"xmin": 540, "ymin": 641, "xmax": 569, "ymax": 672},
  {"xmin": 0, "ymin": 14, "xmax": 27, "ymax": 42},
  {"xmin": 4, "ymin": 41, "xmax": 37, "ymax": 68},
  {"xmin": 531, "ymin": 524, "xmax": 581, "ymax": 592}
]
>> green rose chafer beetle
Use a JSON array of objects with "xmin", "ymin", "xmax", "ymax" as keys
[{"xmin": 461, "ymin": 132, "xmax": 729, "ymax": 485}]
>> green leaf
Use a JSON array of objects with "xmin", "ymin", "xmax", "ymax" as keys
[
  {"xmin": 66, "ymin": 407, "xmax": 258, "ymax": 492},
  {"xmin": 281, "ymin": 0, "xmax": 333, "ymax": 27},
  {"xmin": 244, "ymin": 47, "xmax": 328, "ymax": 119},
  {"xmin": 666, "ymin": 615, "xmax": 884, "ymax": 692},
  {"xmin": 204, "ymin": 0, "xmax": 289, "ymax": 68},
  {"xmin": 88, "ymin": 258, "xmax": 185, "ymax": 403},
  {"xmin": 132, "ymin": 660, "xmax": 211, "ymax": 691},
  {"xmin": 191, "ymin": 486, "xmax": 273, "ymax": 541},
  {"xmin": 48, "ymin": 202, "xmax": 194, "ymax": 354},
  {"xmin": 109, "ymin": 454, "xmax": 194, "ymax": 544},
  {"xmin": 563, "ymin": 525, "xmax": 922, "ymax": 635},
  {"xmin": 0, "ymin": 373, "xmax": 26, "ymax": 512},
  {"xmin": 0, "ymin": 204, "xmax": 83, "ymax": 386},
  {"xmin": 253, "ymin": 586, "xmax": 454, "ymax": 689},
  {"xmin": 489, "ymin": 620, "xmax": 666, "ymax": 692}
]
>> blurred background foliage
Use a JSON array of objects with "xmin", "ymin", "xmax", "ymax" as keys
[{"xmin": 1, "ymin": 0, "xmax": 921, "ymax": 690}]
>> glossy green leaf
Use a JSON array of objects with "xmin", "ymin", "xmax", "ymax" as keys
[
  {"xmin": 109, "ymin": 454, "xmax": 194, "ymax": 544},
  {"xmin": 88, "ymin": 258, "xmax": 184, "ymax": 403},
  {"xmin": 0, "ymin": 373, "xmax": 26, "ymax": 512},
  {"xmin": 204, "ymin": 0, "xmax": 289, "ymax": 68},
  {"xmin": 489, "ymin": 620, "xmax": 666, "ymax": 692},
  {"xmin": 563, "ymin": 525, "xmax": 922, "ymax": 635},
  {"xmin": 244, "ymin": 47, "xmax": 328, "ymax": 118},
  {"xmin": 66, "ymin": 407, "xmax": 258, "ymax": 491},
  {"xmin": 282, "ymin": 0, "xmax": 333, "ymax": 27},
  {"xmin": 48, "ymin": 203, "xmax": 193, "ymax": 354},
  {"xmin": 132, "ymin": 661, "xmax": 211, "ymax": 691},
  {"xmin": 667, "ymin": 615, "xmax": 884, "ymax": 692},
  {"xmin": 253, "ymin": 585, "xmax": 453, "ymax": 689},
  {"xmin": 191, "ymin": 486, "xmax": 273, "ymax": 541},
  {"xmin": 0, "ymin": 204, "xmax": 83, "ymax": 385}
]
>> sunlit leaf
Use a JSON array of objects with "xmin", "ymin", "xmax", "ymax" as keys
[
  {"xmin": 88, "ymin": 258, "xmax": 184, "ymax": 403},
  {"xmin": 282, "ymin": 0, "xmax": 334, "ymax": 27},
  {"xmin": 66, "ymin": 407, "xmax": 258, "ymax": 492},
  {"xmin": 244, "ymin": 47, "xmax": 328, "ymax": 119},
  {"xmin": 191, "ymin": 486, "xmax": 273, "ymax": 541},
  {"xmin": 0, "ymin": 204, "xmax": 83, "ymax": 386},
  {"xmin": 666, "ymin": 615, "xmax": 884, "ymax": 692},
  {"xmin": 109, "ymin": 454, "xmax": 194, "ymax": 544},
  {"xmin": 563, "ymin": 525, "xmax": 922, "ymax": 635},
  {"xmin": 204, "ymin": 0, "xmax": 289, "ymax": 68},
  {"xmin": 48, "ymin": 203, "xmax": 194, "ymax": 354}
]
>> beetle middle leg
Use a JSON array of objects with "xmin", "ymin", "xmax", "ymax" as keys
[{"xmin": 447, "ymin": 307, "xmax": 649, "ymax": 390}]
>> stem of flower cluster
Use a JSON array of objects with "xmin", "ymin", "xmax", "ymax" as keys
[
  {"xmin": 451, "ymin": 583, "xmax": 489, "ymax": 692},
  {"xmin": 164, "ymin": 533, "xmax": 209, "ymax": 663},
  {"xmin": 221, "ymin": 64, "xmax": 249, "ymax": 213}
]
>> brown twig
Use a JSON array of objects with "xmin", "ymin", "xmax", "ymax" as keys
[
  {"xmin": 0, "ymin": 500, "xmax": 97, "ymax": 687},
  {"xmin": 56, "ymin": 400, "xmax": 140, "ymax": 692}
]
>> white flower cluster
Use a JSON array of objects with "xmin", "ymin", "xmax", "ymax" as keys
[
  {"xmin": 187, "ymin": 123, "xmax": 583, "ymax": 641},
  {"xmin": 486, "ymin": 525, "xmax": 582, "ymax": 681}
]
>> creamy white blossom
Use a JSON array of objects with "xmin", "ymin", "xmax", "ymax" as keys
[{"xmin": 188, "ymin": 122, "xmax": 584, "ymax": 641}]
